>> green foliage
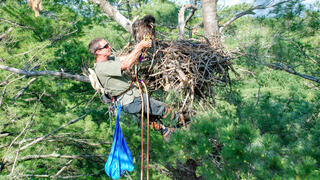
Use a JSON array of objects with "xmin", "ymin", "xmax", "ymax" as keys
[{"xmin": 0, "ymin": 0, "xmax": 320, "ymax": 179}]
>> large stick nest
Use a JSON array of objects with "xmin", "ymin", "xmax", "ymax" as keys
[{"xmin": 122, "ymin": 40, "xmax": 234, "ymax": 111}]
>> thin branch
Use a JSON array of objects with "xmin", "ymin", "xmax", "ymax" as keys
[
  {"xmin": 0, "ymin": 27, "xmax": 14, "ymax": 40},
  {"xmin": 18, "ymin": 113, "xmax": 89, "ymax": 151},
  {"xmin": 8, "ymin": 91, "xmax": 45, "ymax": 174},
  {"xmin": 7, "ymin": 154, "xmax": 104, "ymax": 166},
  {"xmin": 0, "ymin": 64, "xmax": 89, "ymax": 83},
  {"xmin": 220, "ymin": 0, "xmax": 290, "ymax": 32},
  {"xmin": 266, "ymin": 63, "xmax": 320, "ymax": 84},
  {"xmin": 0, "ymin": 86, "xmax": 7, "ymax": 107},
  {"xmin": 0, "ymin": 18, "xmax": 35, "ymax": 30},
  {"xmin": 16, "ymin": 169, "xmax": 104, "ymax": 179},
  {"xmin": 12, "ymin": 77, "xmax": 38, "ymax": 102},
  {"xmin": 53, "ymin": 160, "xmax": 73, "ymax": 178}
]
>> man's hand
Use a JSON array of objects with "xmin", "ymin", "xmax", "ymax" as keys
[
  {"xmin": 121, "ymin": 39, "xmax": 152, "ymax": 70},
  {"xmin": 138, "ymin": 39, "xmax": 152, "ymax": 49}
]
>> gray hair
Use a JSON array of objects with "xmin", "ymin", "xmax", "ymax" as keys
[{"xmin": 89, "ymin": 38, "xmax": 104, "ymax": 57}]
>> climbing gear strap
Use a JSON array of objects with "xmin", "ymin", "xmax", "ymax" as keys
[{"xmin": 88, "ymin": 68, "xmax": 104, "ymax": 94}]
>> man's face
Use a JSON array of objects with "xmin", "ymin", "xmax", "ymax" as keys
[{"xmin": 96, "ymin": 39, "xmax": 111, "ymax": 57}]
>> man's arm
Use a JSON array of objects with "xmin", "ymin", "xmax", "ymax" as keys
[{"xmin": 121, "ymin": 39, "xmax": 152, "ymax": 70}]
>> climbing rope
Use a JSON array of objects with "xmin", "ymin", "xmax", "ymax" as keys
[
  {"xmin": 135, "ymin": 38, "xmax": 151, "ymax": 180},
  {"xmin": 140, "ymin": 80, "xmax": 150, "ymax": 180},
  {"xmin": 135, "ymin": 60, "xmax": 145, "ymax": 180}
]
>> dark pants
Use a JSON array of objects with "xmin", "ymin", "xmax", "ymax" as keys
[{"xmin": 122, "ymin": 94, "xmax": 166, "ymax": 116}]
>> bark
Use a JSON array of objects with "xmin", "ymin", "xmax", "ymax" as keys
[
  {"xmin": 0, "ymin": 64, "xmax": 89, "ymax": 83},
  {"xmin": 178, "ymin": 4, "xmax": 198, "ymax": 40},
  {"xmin": 89, "ymin": 0, "xmax": 132, "ymax": 33},
  {"xmin": 201, "ymin": 0, "xmax": 219, "ymax": 43}
]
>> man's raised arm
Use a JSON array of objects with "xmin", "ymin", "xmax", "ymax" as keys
[{"xmin": 121, "ymin": 39, "xmax": 152, "ymax": 70}]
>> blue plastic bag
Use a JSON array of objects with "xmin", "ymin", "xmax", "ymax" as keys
[{"xmin": 105, "ymin": 104, "xmax": 134, "ymax": 179}]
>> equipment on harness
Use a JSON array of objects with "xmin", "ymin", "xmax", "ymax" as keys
[
  {"xmin": 105, "ymin": 104, "xmax": 134, "ymax": 179},
  {"xmin": 87, "ymin": 68, "xmax": 113, "ymax": 104}
]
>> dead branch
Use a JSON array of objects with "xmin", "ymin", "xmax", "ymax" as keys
[
  {"xmin": 219, "ymin": 0, "xmax": 290, "ymax": 33},
  {"xmin": 7, "ymin": 153, "xmax": 104, "ymax": 166},
  {"xmin": 89, "ymin": 0, "xmax": 132, "ymax": 33},
  {"xmin": 0, "ymin": 27, "xmax": 14, "ymax": 40},
  {"xmin": 0, "ymin": 86, "xmax": 6, "ymax": 107},
  {"xmin": 12, "ymin": 77, "xmax": 38, "ymax": 102},
  {"xmin": 0, "ymin": 18, "xmax": 35, "ymax": 30},
  {"xmin": 178, "ymin": 4, "xmax": 198, "ymax": 40},
  {"xmin": 15, "ymin": 169, "xmax": 104, "ymax": 179},
  {"xmin": 18, "ymin": 113, "xmax": 89, "ymax": 151},
  {"xmin": 266, "ymin": 63, "xmax": 320, "ymax": 84},
  {"xmin": 7, "ymin": 91, "xmax": 45, "ymax": 174},
  {"xmin": 53, "ymin": 160, "xmax": 73, "ymax": 178},
  {"xmin": 0, "ymin": 64, "xmax": 89, "ymax": 83}
]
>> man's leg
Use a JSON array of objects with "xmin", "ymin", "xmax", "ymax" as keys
[{"xmin": 122, "ymin": 94, "xmax": 177, "ymax": 141}]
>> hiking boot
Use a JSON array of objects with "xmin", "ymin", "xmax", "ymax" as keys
[
  {"xmin": 150, "ymin": 121, "xmax": 162, "ymax": 131},
  {"xmin": 162, "ymin": 127, "xmax": 175, "ymax": 142}
]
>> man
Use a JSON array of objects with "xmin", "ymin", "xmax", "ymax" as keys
[{"xmin": 88, "ymin": 38, "xmax": 184, "ymax": 141}]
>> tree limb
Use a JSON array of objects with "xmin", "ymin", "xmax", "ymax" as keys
[
  {"xmin": 12, "ymin": 77, "xmax": 38, "ymax": 102},
  {"xmin": 178, "ymin": 4, "xmax": 198, "ymax": 40},
  {"xmin": 266, "ymin": 63, "xmax": 320, "ymax": 84},
  {"xmin": 18, "ymin": 113, "xmax": 89, "ymax": 151},
  {"xmin": 7, "ymin": 153, "xmax": 104, "ymax": 166},
  {"xmin": 89, "ymin": 0, "xmax": 132, "ymax": 33},
  {"xmin": 220, "ymin": 0, "xmax": 290, "ymax": 32},
  {"xmin": 0, "ymin": 27, "xmax": 13, "ymax": 40},
  {"xmin": 0, "ymin": 64, "xmax": 89, "ymax": 83},
  {"xmin": 15, "ymin": 169, "xmax": 104, "ymax": 179}
]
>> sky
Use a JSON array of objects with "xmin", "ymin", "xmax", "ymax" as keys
[
  {"xmin": 220, "ymin": 0, "xmax": 318, "ymax": 6},
  {"xmin": 174, "ymin": 0, "xmax": 318, "ymax": 6}
]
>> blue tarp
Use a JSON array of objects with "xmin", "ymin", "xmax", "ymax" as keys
[{"xmin": 105, "ymin": 104, "xmax": 134, "ymax": 179}]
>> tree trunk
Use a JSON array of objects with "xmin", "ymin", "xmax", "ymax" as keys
[
  {"xmin": 89, "ymin": 0, "xmax": 132, "ymax": 33},
  {"xmin": 178, "ymin": 4, "xmax": 198, "ymax": 40},
  {"xmin": 201, "ymin": 0, "xmax": 219, "ymax": 44}
]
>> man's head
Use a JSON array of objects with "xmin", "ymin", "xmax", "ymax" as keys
[{"xmin": 89, "ymin": 38, "xmax": 111, "ymax": 60}]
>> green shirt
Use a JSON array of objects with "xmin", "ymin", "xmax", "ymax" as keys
[{"xmin": 94, "ymin": 57, "xmax": 140, "ymax": 106}]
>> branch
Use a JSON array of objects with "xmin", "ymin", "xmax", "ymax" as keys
[
  {"xmin": 18, "ymin": 113, "xmax": 88, "ymax": 151},
  {"xmin": 220, "ymin": 0, "xmax": 290, "ymax": 32},
  {"xmin": 178, "ymin": 4, "xmax": 198, "ymax": 40},
  {"xmin": 53, "ymin": 160, "xmax": 73, "ymax": 178},
  {"xmin": 0, "ymin": 18, "xmax": 35, "ymax": 30},
  {"xmin": 0, "ymin": 27, "xmax": 13, "ymax": 40},
  {"xmin": 0, "ymin": 64, "xmax": 89, "ymax": 83},
  {"xmin": 16, "ymin": 169, "xmax": 104, "ymax": 179},
  {"xmin": 12, "ymin": 77, "xmax": 38, "ymax": 102},
  {"xmin": 7, "ymin": 153, "xmax": 104, "ymax": 166},
  {"xmin": 89, "ymin": 0, "xmax": 132, "ymax": 33},
  {"xmin": 266, "ymin": 63, "xmax": 320, "ymax": 84}
]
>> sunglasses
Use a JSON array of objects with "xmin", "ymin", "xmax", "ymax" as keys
[{"xmin": 96, "ymin": 43, "xmax": 110, "ymax": 52}]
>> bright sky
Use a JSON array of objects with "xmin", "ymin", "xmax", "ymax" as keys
[
  {"xmin": 174, "ymin": 0, "xmax": 318, "ymax": 6},
  {"xmin": 220, "ymin": 0, "xmax": 317, "ymax": 6}
]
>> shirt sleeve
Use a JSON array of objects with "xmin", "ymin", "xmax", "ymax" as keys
[{"xmin": 95, "ymin": 60, "xmax": 122, "ymax": 77}]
